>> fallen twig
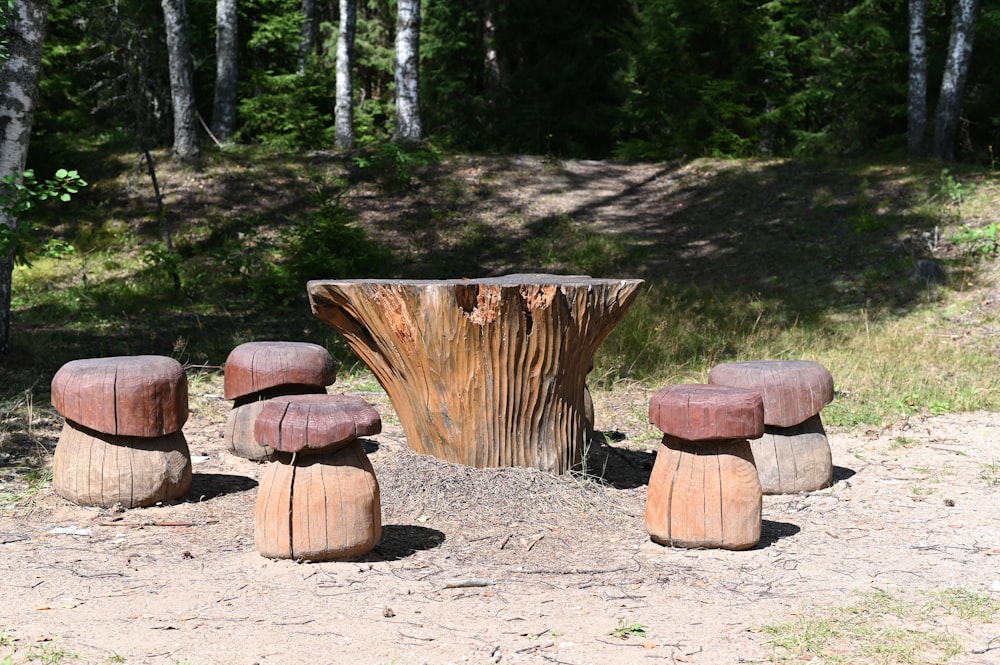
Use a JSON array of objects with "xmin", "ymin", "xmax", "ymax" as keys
[{"xmin": 443, "ymin": 578, "xmax": 495, "ymax": 589}]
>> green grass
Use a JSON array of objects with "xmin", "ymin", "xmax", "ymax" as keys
[
  {"xmin": 4, "ymin": 149, "xmax": 1000, "ymax": 433},
  {"xmin": 763, "ymin": 588, "xmax": 999, "ymax": 663}
]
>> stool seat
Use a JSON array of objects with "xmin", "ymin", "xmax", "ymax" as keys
[
  {"xmin": 224, "ymin": 341, "xmax": 336, "ymax": 401},
  {"xmin": 51, "ymin": 355, "xmax": 188, "ymax": 437},
  {"xmin": 255, "ymin": 394, "xmax": 382, "ymax": 455},
  {"xmin": 707, "ymin": 360, "xmax": 833, "ymax": 428},
  {"xmin": 649, "ymin": 384, "xmax": 764, "ymax": 441}
]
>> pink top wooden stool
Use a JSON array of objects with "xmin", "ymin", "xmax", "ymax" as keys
[
  {"xmin": 254, "ymin": 394, "xmax": 382, "ymax": 562},
  {"xmin": 50, "ymin": 355, "xmax": 191, "ymax": 508},
  {"xmin": 223, "ymin": 341, "xmax": 337, "ymax": 460},
  {"xmin": 708, "ymin": 360, "xmax": 834, "ymax": 494},
  {"xmin": 645, "ymin": 384, "xmax": 764, "ymax": 550}
]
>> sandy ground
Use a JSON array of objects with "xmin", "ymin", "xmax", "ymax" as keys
[{"xmin": 1, "ymin": 378, "xmax": 999, "ymax": 665}]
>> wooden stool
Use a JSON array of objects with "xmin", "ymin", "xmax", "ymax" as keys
[
  {"xmin": 50, "ymin": 356, "xmax": 192, "ymax": 508},
  {"xmin": 254, "ymin": 394, "xmax": 382, "ymax": 561},
  {"xmin": 645, "ymin": 384, "xmax": 764, "ymax": 550},
  {"xmin": 708, "ymin": 360, "xmax": 834, "ymax": 494},
  {"xmin": 223, "ymin": 341, "xmax": 337, "ymax": 461}
]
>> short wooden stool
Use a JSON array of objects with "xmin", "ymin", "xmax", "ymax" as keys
[
  {"xmin": 50, "ymin": 355, "xmax": 192, "ymax": 508},
  {"xmin": 223, "ymin": 341, "xmax": 337, "ymax": 461},
  {"xmin": 708, "ymin": 360, "xmax": 834, "ymax": 494},
  {"xmin": 645, "ymin": 384, "xmax": 764, "ymax": 550},
  {"xmin": 254, "ymin": 394, "xmax": 382, "ymax": 561}
]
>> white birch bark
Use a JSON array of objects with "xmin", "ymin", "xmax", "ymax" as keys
[
  {"xmin": 933, "ymin": 0, "xmax": 980, "ymax": 161},
  {"xmin": 907, "ymin": 0, "xmax": 928, "ymax": 158},
  {"xmin": 334, "ymin": 0, "xmax": 356, "ymax": 149},
  {"xmin": 211, "ymin": 0, "xmax": 238, "ymax": 142},
  {"xmin": 298, "ymin": 0, "xmax": 316, "ymax": 74},
  {"xmin": 393, "ymin": 0, "xmax": 422, "ymax": 143},
  {"xmin": 0, "ymin": 0, "xmax": 48, "ymax": 354},
  {"xmin": 161, "ymin": 0, "xmax": 200, "ymax": 160}
]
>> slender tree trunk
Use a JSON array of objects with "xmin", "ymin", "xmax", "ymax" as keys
[
  {"xmin": 211, "ymin": 0, "xmax": 238, "ymax": 142},
  {"xmin": 482, "ymin": 0, "xmax": 500, "ymax": 90},
  {"xmin": 298, "ymin": 0, "xmax": 316, "ymax": 74},
  {"xmin": 933, "ymin": 0, "xmax": 980, "ymax": 162},
  {"xmin": 334, "ymin": 0, "xmax": 356, "ymax": 149},
  {"xmin": 161, "ymin": 0, "xmax": 200, "ymax": 161},
  {"xmin": 907, "ymin": 0, "xmax": 928, "ymax": 158},
  {"xmin": 393, "ymin": 0, "xmax": 422, "ymax": 143},
  {"xmin": 0, "ymin": 0, "xmax": 48, "ymax": 355}
]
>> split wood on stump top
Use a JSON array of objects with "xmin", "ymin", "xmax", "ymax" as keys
[
  {"xmin": 51, "ymin": 355, "xmax": 188, "ymax": 437},
  {"xmin": 707, "ymin": 360, "xmax": 834, "ymax": 427},
  {"xmin": 649, "ymin": 384, "xmax": 764, "ymax": 441},
  {"xmin": 224, "ymin": 341, "xmax": 337, "ymax": 401},
  {"xmin": 254, "ymin": 394, "xmax": 382, "ymax": 455}
]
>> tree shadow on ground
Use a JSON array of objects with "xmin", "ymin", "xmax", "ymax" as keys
[{"xmin": 369, "ymin": 525, "xmax": 446, "ymax": 561}]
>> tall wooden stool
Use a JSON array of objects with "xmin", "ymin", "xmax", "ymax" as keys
[
  {"xmin": 223, "ymin": 341, "xmax": 337, "ymax": 461},
  {"xmin": 708, "ymin": 360, "xmax": 834, "ymax": 494},
  {"xmin": 645, "ymin": 384, "xmax": 764, "ymax": 550},
  {"xmin": 50, "ymin": 355, "xmax": 192, "ymax": 508},
  {"xmin": 254, "ymin": 394, "xmax": 382, "ymax": 561}
]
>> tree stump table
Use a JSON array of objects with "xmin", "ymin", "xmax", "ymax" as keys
[
  {"xmin": 307, "ymin": 274, "xmax": 644, "ymax": 473},
  {"xmin": 253, "ymin": 394, "xmax": 382, "ymax": 561},
  {"xmin": 223, "ymin": 341, "xmax": 337, "ymax": 461},
  {"xmin": 645, "ymin": 384, "xmax": 764, "ymax": 550},
  {"xmin": 708, "ymin": 360, "xmax": 835, "ymax": 494},
  {"xmin": 50, "ymin": 355, "xmax": 192, "ymax": 508}
]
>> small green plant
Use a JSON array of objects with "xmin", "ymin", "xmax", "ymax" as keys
[
  {"xmin": 0, "ymin": 168, "xmax": 88, "ymax": 263},
  {"xmin": 352, "ymin": 142, "xmax": 441, "ymax": 192},
  {"xmin": 950, "ymin": 223, "xmax": 1000, "ymax": 257},
  {"xmin": 980, "ymin": 458, "xmax": 999, "ymax": 487},
  {"xmin": 609, "ymin": 617, "xmax": 647, "ymax": 639}
]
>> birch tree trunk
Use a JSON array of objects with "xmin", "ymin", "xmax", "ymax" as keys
[
  {"xmin": 211, "ymin": 0, "xmax": 238, "ymax": 142},
  {"xmin": 334, "ymin": 0, "xmax": 356, "ymax": 149},
  {"xmin": 933, "ymin": 0, "xmax": 980, "ymax": 162},
  {"xmin": 907, "ymin": 0, "xmax": 928, "ymax": 158},
  {"xmin": 392, "ymin": 0, "xmax": 422, "ymax": 143},
  {"xmin": 161, "ymin": 0, "xmax": 200, "ymax": 161},
  {"xmin": 298, "ymin": 0, "xmax": 316, "ymax": 74},
  {"xmin": 0, "ymin": 0, "xmax": 48, "ymax": 355}
]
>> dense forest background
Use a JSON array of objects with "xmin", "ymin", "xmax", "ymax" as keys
[{"xmin": 28, "ymin": 0, "xmax": 1000, "ymax": 165}]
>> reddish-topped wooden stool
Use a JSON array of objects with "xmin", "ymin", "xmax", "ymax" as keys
[
  {"xmin": 708, "ymin": 360, "xmax": 834, "ymax": 494},
  {"xmin": 253, "ymin": 394, "xmax": 382, "ymax": 561},
  {"xmin": 645, "ymin": 384, "xmax": 764, "ymax": 550},
  {"xmin": 50, "ymin": 355, "xmax": 192, "ymax": 508},
  {"xmin": 223, "ymin": 341, "xmax": 337, "ymax": 461}
]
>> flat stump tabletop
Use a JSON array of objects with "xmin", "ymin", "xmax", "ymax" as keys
[{"xmin": 307, "ymin": 274, "xmax": 643, "ymax": 473}]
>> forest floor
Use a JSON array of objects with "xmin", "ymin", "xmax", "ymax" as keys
[
  {"xmin": 1, "ymin": 155, "xmax": 999, "ymax": 664},
  {"xmin": 1, "ymin": 381, "xmax": 999, "ymax": 665}
]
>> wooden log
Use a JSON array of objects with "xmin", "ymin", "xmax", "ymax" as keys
[
  {"xmin": 224, "ymin": 385, "xmax": 327, "ymax": 461},
  {"xmin": 254, "ymin": 394, "xmax": 381, "ymax": 456},
  {"xmin": 307, "ymin": 275, "xmax": 643, "ymax": 473},
  {"xmin": 645, "ymin": 435, "xmax": 761, "ymax": 550},
  {"xmin": 254, "ymin": 441, "xmax": 381, "ymax": 561},
  {"xmin": 51, "ymin": 356, "xmax": 188, "ymax": 437},
  {"xmin": 52, "ymin": 422, "xmax": 192, "ymax": 508},
  {"xmin": 707, "ymin": 360, "xmax": 834, "ymax": 428},
  {"xmin": 751, "ymin": 414, "xmax": 833, "ymax": 494},
  {"xmin": 223, "ymin": 341, "xmax": 337, "ymax": 401},
  {"xmin": 648, "ymin": 384, "xmax": 764, "ymax": 441}
]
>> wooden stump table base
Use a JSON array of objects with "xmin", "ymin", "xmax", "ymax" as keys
[
  {"xmin": 751, "ymin": 415, "xmax": 833, "ymax": 494},
  {"xmin": 307, "ymin": 275, "xmax": 643, "ymax": 473}
]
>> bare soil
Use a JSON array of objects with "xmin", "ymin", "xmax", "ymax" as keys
[{"xmin": 1, "ymin": 376, "xmax": 999, "ymax": 665}]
